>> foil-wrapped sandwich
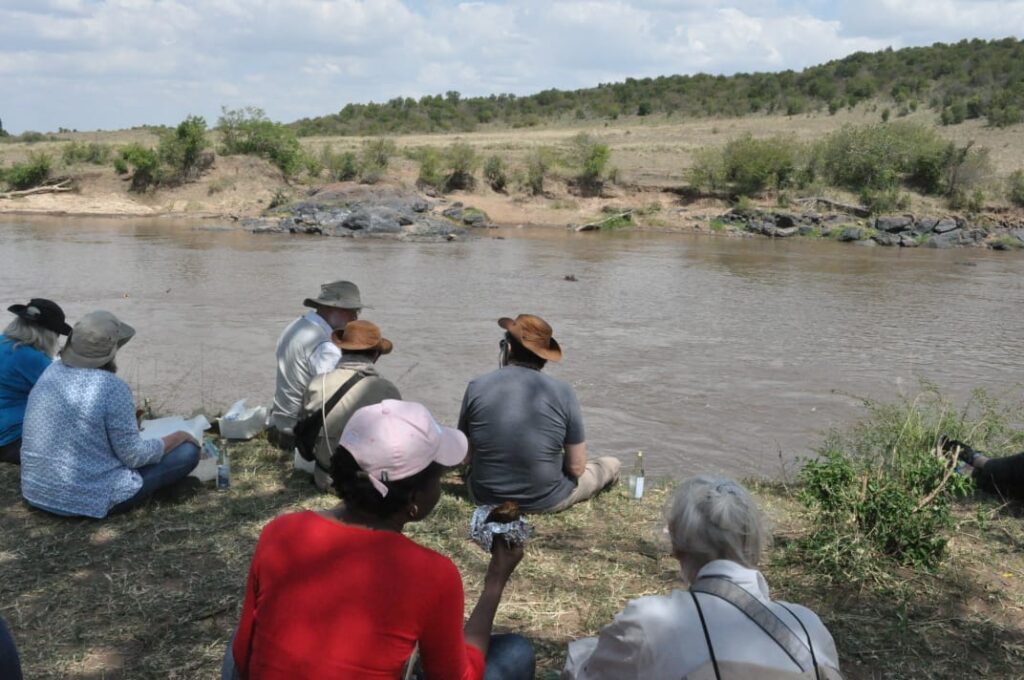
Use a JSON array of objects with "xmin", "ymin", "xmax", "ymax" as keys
[{"xmin": 469, "ymin": 501, "xmax": 532, "ymax": 552}]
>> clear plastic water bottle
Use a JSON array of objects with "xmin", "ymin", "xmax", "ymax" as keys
[
  {"xmin": 628, "ymin": 451, "xmax": 645, "ymax": 500},
  {"xmin": 216, "ymin": 442, "xmax": 231, "ymax": 490}
]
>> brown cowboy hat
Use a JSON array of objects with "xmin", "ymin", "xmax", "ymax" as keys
[
  {"xmin": 331, "ymin": 320, "xmax": 393, "ymax": 355},
  {"xmin": 498, "ymin": 314, "xmax": 562, "ymax": 362}
]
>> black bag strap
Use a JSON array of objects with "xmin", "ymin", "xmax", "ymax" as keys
[
  {"xmin": 691, "ymin": 577, "xmax": 814, "ymax": 673},
  {"xmin": 293, "ymin": 371, "xmax": 366, "ymax": 463},
  {"xmin": 690, "ymin": 590, "xmax": 722, "ymax": 680}
]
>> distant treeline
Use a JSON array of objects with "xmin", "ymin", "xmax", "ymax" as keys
[{"xmin": 293, "ymin": 38, "xmax": 1024, "ymax": 136}]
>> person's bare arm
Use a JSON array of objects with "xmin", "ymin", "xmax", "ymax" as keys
[
  {"xmin": 464, "ymin": 538, "xmax": 524, "ymax": 656},
  {"xmin": 564, "ymin": 442, "xmax": 588, "ymax": 479}
]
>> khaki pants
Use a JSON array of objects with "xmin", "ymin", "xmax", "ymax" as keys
[{"xmin": 541, "ymin": 456, "xmax": 622, "ymax": 514}]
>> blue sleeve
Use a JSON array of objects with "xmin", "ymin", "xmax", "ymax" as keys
[
  {"xmin": 105, "ymin": 379, "xmax": 164, "ymax": 468},
  {"xmin": 13, "ymin": 347, "xmax": 51, "ymax": 390}
]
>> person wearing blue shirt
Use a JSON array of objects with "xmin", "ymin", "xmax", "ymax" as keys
[
  {"xmin": 0, "ymin": 298, "xmax": 71, "ymax": 464},
  {"xmin": 20, "ymin": 310, "xmax": 200, "ymax": 518}
]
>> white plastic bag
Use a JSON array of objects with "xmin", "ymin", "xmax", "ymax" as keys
[{"xmin": 218, "ymin": 399, "xmax": 267, "ymax": 440}]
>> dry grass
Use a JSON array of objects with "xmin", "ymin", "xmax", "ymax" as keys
[{"xmin": 3, "ymin": 441, "xmax": 1024, "ymax": 678}]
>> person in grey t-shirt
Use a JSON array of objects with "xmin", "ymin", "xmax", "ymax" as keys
[{"xmin": 458, "ymin": 314, "xmax": 621, "ymax": 513}]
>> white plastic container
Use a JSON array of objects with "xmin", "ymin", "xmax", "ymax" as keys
[{"xmin": 218, "ymin": 399, "xmax": 267, "ymax": 440}]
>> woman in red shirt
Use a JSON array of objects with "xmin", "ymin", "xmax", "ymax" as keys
[{"xmin": 224, "ymin": 400, "xmax": 535, "ymax": 680}]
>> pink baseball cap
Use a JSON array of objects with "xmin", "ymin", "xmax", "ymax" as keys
[{"xmin": 339, "ymin": 399, "xmax": 467, "ymax": 497}]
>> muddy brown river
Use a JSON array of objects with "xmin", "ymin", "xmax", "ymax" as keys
[{"xmin": 2, "ymin": 216, "xmax": 1022, "ymax": 477}]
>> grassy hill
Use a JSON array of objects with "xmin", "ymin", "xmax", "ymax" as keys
[{"xmin": 293, "ymin": 38, "xmax": 1024, "ymax": 136}]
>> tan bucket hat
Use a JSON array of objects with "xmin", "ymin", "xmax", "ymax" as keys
[
  {"xmin": 331, "ymin": 320, "xmax": 393, "ymax": 354},
  {"xmin": 498, "ymin": 314, "xmax": 562, "ymax": 362},
  {"xmin": 303, "ymin": 280, "xmax": 368, "ymax": 311},
  {"xmin": 61, "ymin": 310, "xmax": 136, "ymax": 369}
]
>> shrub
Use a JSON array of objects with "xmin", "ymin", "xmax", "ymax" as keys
[
  {"xmin": 794, "ymin": 388, "xmax": 1021, "ymax": 578},
  {"xmin": 3, "ymin": 152, "xmax": 52, "ymax": 190},
  {"xmin": 687, "ymin": 147, "xmax": 727, "ymax": 192},
  {"xmin": 483, "ymin": 155, "xmax": 508, "ymax": 192},
  {"xmin": 570, "ymin": 132, "xmax": 611, "ymax": 192},
  {"xmin": 113, "ymin": 157, "xmax": 129, "ymax": 175},
  {"xmin": 444, "ymin": 142, "xmax": 478, "ymax": 191},
  {"xmin": 415, "ymin": 146, "xmax": 444, "ymax": 190},
  {"xmin": 119, "ymin": 144, "xmax": 161, "ymax": 192},
  {"xmin": 525, "ymin": 148, "xmax": 551, "ymax": 195},
  {"xmin": 61, "ymin": 141, "xmax": 111, "ymax": 166},
  {"xmin": 319, "ymin": 145, "xmax": 358, "ymax": 181},
  {"xmin": 690, "ymin": 134, "xmax": 800, "ymax": 196},
  {"xmin": 859, "ymin": 186, "xmax": 910, "ymax": 213},
  {"xmin": 357, "ymin": 138, "xmax": 396, "ymax": 184},
  {"xmin": 217, "ymin": 106, "xmax": 303, "ymax": 176},
  {"xmin": 159, "ymin": 115, "xmax": 209, "ymax": 181},
  {"xmin": 1008, "ymin": 170, "xmax": 1024, "ymax": 207}
]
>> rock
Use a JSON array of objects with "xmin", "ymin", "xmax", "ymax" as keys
[
  {"xmin": 872, "ymin": 232, "xmax": 901, "ymax": 246},
  {"xmin": 442, "ymin": 206, "xmax": 464, "ymax": 221},
  {"xmin": 875, "ymin": 215, "xmax": 914, "ymax": 233},
  {"xmin": 775, "ymin": 212, "xmax": 798, "ymax": 228},
  {"xmin": 462, "ymin": 212, "xmax": 487, "ymax": 227},
  {"xmin": 575, "ymin": 223, "xmax": 600, "ymax": 232},
  {"xmin": 397, "ymin": 215, "xmax": 414, "ymax": 226},
  {"xmin": 773, "ymin": 226, "xmax": 799, "ymax": 237},
  {"xmin": 837, "ymin": 227, "xmax": 865, "ymax": 242},
  {"xmin": 1013, "ymin": 229, "xmax": 1024, "ymax": 246},
  {"xmin": 925, "ymin": 231, "xmax": 960, "ymax": 248},
  {"xmin": 822, "ymin": 213, "xmax": 854, "ymax": 223},
  {"xmin": 917, "ymin": 218, "xmax": 939, "ymax": 232},
  {"xmin": 855, "ymin": 238, "xmax": 878, "ymax": 247},
  {"xmin": 933, "ymin": 218, "xmax": 959, "ymax": 234},
  {"xmin": 899, "ymin": 233, "xmax": 920, "ymax": 247},
  {"xmin": 411, "ymin": 200, "xmax": 429, "ymax": 213},
  {"xmin": 798, "ymin": 225, "xmax": 817, "ymax": 236}
]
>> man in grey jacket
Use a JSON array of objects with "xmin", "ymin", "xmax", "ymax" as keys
[{"xmin": 268, "ymin": 281, "xmax": 365, "ymax": 453}]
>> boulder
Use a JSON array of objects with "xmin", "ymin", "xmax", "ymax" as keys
[
  {"xmin": 875, "ymin": 215, "xmax": 914, "ymax": 233},
  {"xmin": 774, "ymin": 212, "xmax": 798, "ymax": 228},
  {"xmin": 798, "ymin": 225, "xmax": 817, "ymax": 236},
  {"xmin": 462, "ymin": 212, "xmax": 487, "ymax": 227},
  {"xmin": 772, "ymin": 226, "xmax": 799, "ymax": 238},
  {"xmin": 1013, "ymin": 229, "xmax": 1024, "ymax": 246},
  {"xmin": 917, "ymin": 218, "xmax": 939, "ymax": 232},
  {"xmin": 899, "ymin": 233, "xmax": 920, "ymax": 248},
  {"xmin": 442, "ymin": 206, "xmax": 464, "ymax": 221},
  {"xmin": 933, "ymin": 218, "xmax": 959, "ymax": 234},
  {"xmin": 837, "ymin": 227, "xmax": 865, "ymax": 242},
  {"xmin": 855, "ymin": 239, "xmax": 878, "ymax": 247},
  {"xmin": 411, "ymin": 200, "xmax": 429, "ymax": 213},
  {"xmin": 925, "ymin": 230, "xmax": 960, "ymax": 249},
  {"xmin": 872, "ymin": 232, "xmax": 901, "ymax": 246}
]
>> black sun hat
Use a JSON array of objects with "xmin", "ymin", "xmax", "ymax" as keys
[{"xmin": 7, "ymin": 298, "xmax": 72, "ymax": 335}]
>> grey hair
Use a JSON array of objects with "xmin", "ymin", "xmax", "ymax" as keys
[
  {"xmin": 666, "ymin": 475, "xmax": 768, "ymax": 582},
  {"xmin": 3, "ymin": 317, "xmax": 59, "ymax": 358}
]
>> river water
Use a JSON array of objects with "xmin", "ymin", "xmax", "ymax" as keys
[{"xmin": 2, "ymin": 216, "xmax": 1022, "ymax": 477}]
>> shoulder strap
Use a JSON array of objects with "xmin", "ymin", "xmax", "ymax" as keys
[
  {"xmin": 293, "ymin": 371, "xmax": 366, "ymax": 462},
  {"xmin": 690, "ymin": 590, "xmax": 722, "ymax": 680},
  {"xmin": 778, "ymin": 602, "xmax": 821, "ymax": 680},
  {"xmin": 691, "ymin": 577, "xmax": 814, "ymax": 672}
]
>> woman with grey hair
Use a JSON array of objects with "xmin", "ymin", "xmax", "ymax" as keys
[
  {"xmin": 0, "ymin": 299, "xmax": 71, "ymax": 464},
  {"xmin": 563, "ymin": 475, "xmax": 841, "ymax": 679}
]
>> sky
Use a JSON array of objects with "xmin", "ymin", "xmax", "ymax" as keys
[{"xmin": 0, "ymin": 0, "xmax": 1022, "ymax": 133}]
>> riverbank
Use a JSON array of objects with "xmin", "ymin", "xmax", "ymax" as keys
[{"xmin": 1, "ymin": 437, "xmax": 1022, "ymax": 679}]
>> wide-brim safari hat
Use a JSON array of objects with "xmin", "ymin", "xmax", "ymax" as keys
[
  {"xmin": 498, "ymin": 313, "xmax": 562, "ymax": 362},
  {"xmin": 303, "ymin": 280, "xmax": 369, "ymax": 311},
  {"xmin": 7, "ymin": 298, "xmax": 72, "ymax": 335},
  {"xmin": 331, "ymin": 320, "xmax": 393, "ymax": 355},
  {"xmin": 60, "ymin": 310, "xmax": 135, "ymax": 369}
]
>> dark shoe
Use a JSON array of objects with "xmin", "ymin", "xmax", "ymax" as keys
[{"xmin": 938, "ymin": 435, "xmax": 978, "ymax": 465}]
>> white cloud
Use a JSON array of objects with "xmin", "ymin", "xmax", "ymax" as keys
[{"xmin": 0, "ymin": 0, "xmax": 1017, "ymax": 133}]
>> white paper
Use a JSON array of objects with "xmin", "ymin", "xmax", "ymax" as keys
[{"xmin": 139, "ymin": 415, "xmax": 211, "ymax": 441}]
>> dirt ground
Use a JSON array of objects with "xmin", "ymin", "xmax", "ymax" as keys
[
  {"xmin": 1, "ymin": 442, "xmax": 1023, "ymax": 679},
  {"xmin": 2, "ymin": 108, "xmax": 1021, "ymax": 227}
]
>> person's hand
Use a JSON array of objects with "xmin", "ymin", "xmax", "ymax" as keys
[{"xmin": 486, "ymin": 535, "xmax": 525, "ymax": 585}]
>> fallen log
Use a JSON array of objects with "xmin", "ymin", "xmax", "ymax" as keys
[
  {"xmin": 795, "ymin": 196, "xmax": 871, "ymax": 218},
  {"xmin": 0, "ymin": 179, "xmax": 74, "ymax": 200}
]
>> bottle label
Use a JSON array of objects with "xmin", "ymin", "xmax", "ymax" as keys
[{"xmin": 633, "ymin": 476, "xmax": 645, "ymax": 499}]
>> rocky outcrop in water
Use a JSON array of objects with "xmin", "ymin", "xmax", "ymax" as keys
[
  {"xmin": 241, "ymin": 184, "xmax": 495, "ymax": 241},
  {"xmin": 715, "ymin": 208, "xmax": 1024, "ymax": 250}
]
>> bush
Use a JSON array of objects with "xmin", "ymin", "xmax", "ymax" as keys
[
  {"xmin": 415, "ymin": 146, "xmax": 444, "ymax": 190},
  {"xmin": 570, "ymin": 132, "xmax": 611, "ymax": 191},
  {"xmin": 2, "ymin": 152, "xmax": 52, "ymax": 190},
  {"xmin": 159, "ymin": 115, "xmax": 209, "ymax": 181},
  {"xmin": 444, "ymin": 142, "xmax": 478, "ymax": 191},
  {"xmin": 357, "ymin": 138, "xmax": 396, "ymax": 184},
  {"xmin": 483, "ymin": 155, "xmax": 508, "ymax": 192},
  {"xmin": 859, "ymin": 186, "xmax": 910, "ymax": 213},
  {"xmin": 61, "ymin": 141, "xmax": 111, "ymax": 166},
  {"xmin": 795, "ymin": 388, "xmax": 1020, "ymax": 578},
  {"xmin": 687, "ymin": 147, "xmax": 727, "ymax": 192},
  {"xmin": 689, "ymin": 134, "xmax": 801, "ymax": 196},
  {"xmin": 217, "ymin": 106, "xmax": 303, "ymax": 176},
  {"xmin": 1008, "ymin": 170, "xmax": 1024, "ymax": 207},
  {"xmin": 526, "ymin": 148, "xmax": 551, "ymax": 195},
  {"xmin": 119, "ymin": 144, "xmax": 162, "ymax": 192},
  {"xmin": 319, "ymin": 145, "xmax": 358, "ymax": 181}
]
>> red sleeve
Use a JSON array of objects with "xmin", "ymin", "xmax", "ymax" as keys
[
  {"xmin": 232, "ymin": 529, "xmax": 266, "ymax": 678},
  {"xmin": 416, "ymin": 557, "xmax": 486, "ymax": 680}
]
